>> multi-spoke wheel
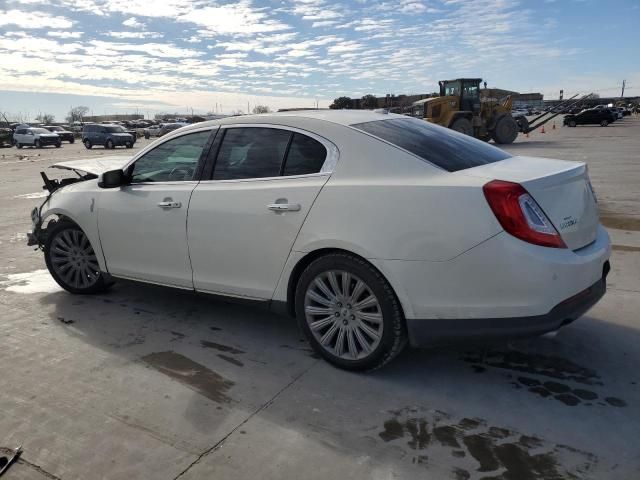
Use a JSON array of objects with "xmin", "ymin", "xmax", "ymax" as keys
[
  {"xmin": 296, "ymin": 253, "xmax": 407, "ymax": 370},
  {"xmin": 44, "ymin": 222, "xmax": 113, "ymax": 294}
]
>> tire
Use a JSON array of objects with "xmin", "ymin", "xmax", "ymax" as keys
[
  {"xmin": 450, "ymin": 117, "xmax": 473, "ymax": 136},
  {"xmin": 35, "ymin": 139, "xmax": 42, "ymax": 149},
  {"xmin": 44, "ymin": 222, "xmax": 113, "ymax": 295},
  {"xmin": 106, "ymin": 139, "xmax": 115, "ymax": 149},
  {"xmin": 600, "ymin": 120, "xmax": 609, "ymax": 127},
  {"xmin": 492, "ymin": 115, "xmax": 519, "ymax": 144},
  {"xmin": 144, "ymin": 132, "xmax": 150, "ymax": 139},
  {"xmin": 125, "ymin": 142, "xmax": 133, "ymax": 149},
  {"xmin": 69, "ymin": 137, "xmax": 75, "ymax": 144},
  {"xmin": 568, "ymin": 120, "xmax": 577, "ymax": 127},
  {"xmin": 84, "ymin": 139, "xmax": 92, "ymax": 149},
  {"xmin": 55, "ymin": 142, "xmax": 61, "ymax": 148},
  {"xmin": 16, "ymin": 143, "xmax": 22, "ymax": 149},
  {"xmin": 295, "ymin": 253, "xmax": 407, "ymax": 371}
]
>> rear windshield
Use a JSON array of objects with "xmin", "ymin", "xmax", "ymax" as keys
[{"xmin": 351, "ymin": 117, "xmax": 511, "ymax": 172}]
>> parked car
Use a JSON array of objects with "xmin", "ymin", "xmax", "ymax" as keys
[
  {"xmin": 0, "ymin": 128, "xmax": 12, "ymax": 147},
  {"xmin": 43, "ymin": 125, "xmax": 75, "ymax": 143},
  {"xmin": 611, "ymin": 107, "xmax": 624, "ymax": 119},
  {"xmin": 157, "ymin": 122, "xmax": 187, "ymax": 137},
  {"xmin": 563, "ymin": 108, "xmax": 617, "ymax": 127},
  {"xmin": 82, "ymin": 124, "xmax": 134, "ymax": 149},
  {"xmin": 13, "ymin": 127, "xmax": 61, "ymax": 148},
  {"xmin": 28, "ymin": 111, "xmax": 610, "ymax": 370},
  {"xmin": 143, "ymin": 125, "xmax": 161, "ymax": 139}
]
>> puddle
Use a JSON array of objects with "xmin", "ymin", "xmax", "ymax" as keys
[
  {"xmin": 463, "ymin": 350, "xmax": 627, "ymax": 408},
  {"xmin": 612, "ymin": 244, "xmax": 640, "ymax": 253},
  {"xmin": 0, "ymin": 269, "xmax": 61, "ymax": 294},
  {"xmin": 378, "ymin": 407, "xmax": 597, "ymax": 479},
  {"xmin": 200, "ymin": 340, "xmax": 245, "ymax": 355},
  {"xmin": 599, "ymin": 212, "xmax": 640, "ymax": 232},
  {"xmin": 142, "ymin": 351, "xmax": 234, "ymax": 403},
  {"xmin": 13, "ymin": 191, "xmax": 48, "ymax": 199}
]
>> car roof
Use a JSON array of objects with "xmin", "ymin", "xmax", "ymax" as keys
[{"xmin": 174, "ymin": 110, "xmax": 397, "ymax": 134}]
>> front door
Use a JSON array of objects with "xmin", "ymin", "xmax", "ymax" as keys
[
  {"xmin": 188, "ymin": 126, "xmax": 335, "ymax": 299},
  {"xmin": 97, "ymin": 128, "xmax": 214, "ymax": 287}
]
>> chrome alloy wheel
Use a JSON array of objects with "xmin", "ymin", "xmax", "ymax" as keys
[
  {"xmin": 304, "ymin": 270, "xmax": 383, "ymax": 360},
  {"xmin": 50, "ymin": 229, "xmax": 100, "ymax": 289}
]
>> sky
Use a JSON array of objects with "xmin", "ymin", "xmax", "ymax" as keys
[{"xmin": 0, "ymin": 0, "xmax": 638, "ymax": 122}]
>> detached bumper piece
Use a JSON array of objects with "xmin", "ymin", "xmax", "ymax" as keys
[{"xmin": 407, "ymin": 261, "xmax": 610, "ymax": 347}]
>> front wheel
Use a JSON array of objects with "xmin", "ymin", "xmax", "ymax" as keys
[
  {"xmin": 16, "ymin": 143, "xmax": 22, "ymax": 149},
  {"xmin": 35, "ymin": 139, "xmax": 42, "ymax": 148},
  {"xmin": 492, "ymin": 115, "xmax": 518, "ymax": 144},
  {"xmin": 600, "ymin": 120, "xmax": 609, "ymax": 127},
  {"xmin": 296, "ymin": 253, "xmax": 407, "ymax": 371},
  {"xmin": 125, "ymin": 142, "xmax": 133, "ymax": 149},
  {"xmin": 450, "ymin": 117, "xmax": 473, "ymax": 136},
  {"xmin": 55, "ymin": 142, "xmax": 61, "ymax": 148},
  {"xmin": 568, "ymin": 120, "xmax": 577, "ymax": 127},
  {"xmin": 69, "ymin": 137, "xmax": 75, "ymax": 144},
  {"xmin": 106, "ymin": 139, "xmax": 114, "ymax": 149},
  {"xmin": 84, "ymin": 139, "xmax": 92, "ymax": 149},
  {"xmin": 44, "ymin": 222, "xmax": 113, "ymax": 294}
]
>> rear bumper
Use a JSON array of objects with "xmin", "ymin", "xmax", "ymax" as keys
[{"xmin": 407, "ymin": 262, "xmax": 609, "ymax": 347}]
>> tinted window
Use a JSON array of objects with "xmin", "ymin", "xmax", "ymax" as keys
[
  {"xmin": 131, "ymin": 130, "xmax": 211, "ymax": 183},
  {"xmin": 351, "ymin": 118, "xmax": 511, "ymax": 172},
  {"xmin": 283, "ymin": 133, "xmax": 327, "ymax": 176},
  {"xmin": 213, "ymin": 128, "xmax": 291, "ymax": 180},
  {"xmin": 16, "ymin": 129, "xmax": 26, "ymax": 134},
  {"xmin": 105, "ymin": 126, "xmax": 124, "ymax": 133}
]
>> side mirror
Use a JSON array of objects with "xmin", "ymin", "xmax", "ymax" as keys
[{"xmin": 98, "ymin": 169, "xmax": 128, "ymax": 189}]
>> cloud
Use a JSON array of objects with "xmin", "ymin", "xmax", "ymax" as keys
[
  {"xmin": 123, "ymin": 17, "xmax": 144, "ymax": 28},
  {"xmin": 0, "ymin": 9, "xmax": 73, "ymax": 29}
]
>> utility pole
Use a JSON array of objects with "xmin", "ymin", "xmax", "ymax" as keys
[{"xmin": 621, "ymin": 79, "xmax": 626, "ymax": 98}]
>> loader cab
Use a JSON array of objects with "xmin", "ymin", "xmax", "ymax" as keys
[{"xmin": 439, "ymin": 78, "xmax": 481, "ymax": 113}]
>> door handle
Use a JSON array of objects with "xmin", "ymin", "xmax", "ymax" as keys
[
  {"xmin": 157, "ymin": 201, "xmax": 181, "ymax": 208},
  {"xmin": 267, "ymin": 203, "xmax": 301, "ymax": 212}
]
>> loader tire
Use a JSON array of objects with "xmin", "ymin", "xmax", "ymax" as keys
[
  {"xmin": 450, "ymin": 117, "xmax": 473, "ymax": 136},
  {"xmin": 492, "ymin": 115, "xmax": 518, "ymax": 144}
]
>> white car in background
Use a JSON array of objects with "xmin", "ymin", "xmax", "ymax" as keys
[
  {"xmin": 14, "ymin": 127, "xmax": 62, "ymax": 149},
  {"xmin": 27, "ymin": 111, "xmax": 610, "ymax": 370}
]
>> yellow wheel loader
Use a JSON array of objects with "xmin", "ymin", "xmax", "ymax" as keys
[{"xmin": 416, "ymin": 78, "xmax": 592, "ymax": 144}]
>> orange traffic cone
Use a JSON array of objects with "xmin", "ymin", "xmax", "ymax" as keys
[{"xmin": 540, "ymin": 125, "xmax": 546, "ymax": 134}]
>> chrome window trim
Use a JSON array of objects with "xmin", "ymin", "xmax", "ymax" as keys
[{"xmin": 217, "ymin": 123, "xmax": 339, "ymax": 175}]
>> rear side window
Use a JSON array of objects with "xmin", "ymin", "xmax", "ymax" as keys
[
  {"xmin": 213, "ymin": 128, "xmax": 291, "ymax": 180},
  {"xmin": 351, "ymin": 118, "xmax": 511, "ymax": 172},
  {"xmin": 283, "ymin": 133, "xmax": 327, "ymax": 176}
]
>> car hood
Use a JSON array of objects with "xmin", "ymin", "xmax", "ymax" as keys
[{"xmin": 50, "ymin": 156, "xmax": 132, "ymax": 175}]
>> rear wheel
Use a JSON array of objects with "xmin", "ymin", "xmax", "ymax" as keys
[
  {"xmin": 295, "ymin": 253, "xmax": 407, "ymax": 371},
  {"xmin": 600, "ymin": 120, "xmax": 609, "ymax": 127},
  {"xmin": 106, "ymin": 139, "xmax": 115, "ymax": 149},
  {"xmin": 69, "ymin": 137, "xmax": 75, "ymax": 144},
  {"xmin": 125, "ymin": 142, "xmax": 133, "ymax": 149},
  {"xmin": 16, "ymin": 143, "xmax": 22, "ymax": 149},
  {"xmin": 55, "ymin": 142, "xmax": 61, "ymax": 148},
  {"xmin": 450, "ymin": 117, "xmax": 473, "ymax": 136},
  {"xmin": 492, "ymin": 115, "xmax": 519, "ymax": 144},
  {"xmin": 84, "ymin": 139, "xmax": 92, "ymax": 149},
  {"xmin": 44, "ymin": 222, "xmax": 113, "ymax": 294},
  {"xmin": 568, "ymin": 120, "xmax": 577, "ymax": 127}
]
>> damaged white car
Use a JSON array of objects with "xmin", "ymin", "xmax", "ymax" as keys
[{"xmin": 28, "ymin": 111, "xmax": 611, "ymax": 370}]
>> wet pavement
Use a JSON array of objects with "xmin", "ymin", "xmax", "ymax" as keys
[{"xmin": 0, "ymin": 120, "xmax": 639, "ymax": 479}]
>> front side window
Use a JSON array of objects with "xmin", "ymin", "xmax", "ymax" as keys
[
  {"xmin": 282, "ymin": 133, "xmax": 327, "ymax": 176},
  {"xmin": 130, "ymin": 130, "xmax": 211, "ymax": 183},
  {"xmin": 351, "ymin": 117, "xmax": 511, "ymax": 172},
  {"xmin": 213, "ymin": 128, "xmax": 291, "ymax": 180}
]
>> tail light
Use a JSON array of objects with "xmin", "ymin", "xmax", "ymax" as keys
[{"xmin": 483, "ymin": 180, "xmax": 566, "ymax": 248}]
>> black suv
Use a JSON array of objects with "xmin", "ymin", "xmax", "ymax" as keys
[
  {"xmin": 82, "ymin": 124, "xmax": 134, "ymax": 149},
  {"xmin": 564, "ymin": 108, "xmax": 617, "ymax": 127},
  {"xmin": 43, "ymin": 125, "xmax": 75, "ymax": 143}
]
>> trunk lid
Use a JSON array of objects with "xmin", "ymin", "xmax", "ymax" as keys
[{"xmin": 463, "ymin": 156, "xmax": 598, "ymax": 250}]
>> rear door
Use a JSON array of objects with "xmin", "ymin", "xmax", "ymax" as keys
[{"xmin": 188, "ymin": 125, "xmax": 336, "ymax": 299}]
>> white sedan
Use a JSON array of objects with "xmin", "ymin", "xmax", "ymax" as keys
[{"xmin": 28, "ymin": 111, "xmax": 610, "ymax": 370}]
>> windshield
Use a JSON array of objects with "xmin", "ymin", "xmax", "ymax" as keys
[
  {"xmin": 351, "ymin": 117, "xmax": 511, "ymax": 172},
  {"xmin": 47, "ymin": 126, "xmax": 63, "ymax": 131},
  {"xmin": 32, "ymin": 128, "xmax": 51, "ymax": 134},
  {"xmin": 105, "ymin": 126, "xmax": 125, "ymax": 133}
]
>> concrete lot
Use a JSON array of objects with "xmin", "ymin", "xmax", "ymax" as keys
[{"xmin": 1, "ymin": 118, "xmax": 639, "ymax": 479}]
